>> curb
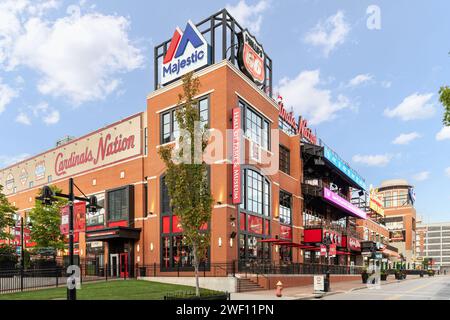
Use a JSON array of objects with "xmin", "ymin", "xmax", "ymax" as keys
[{"xmin": 294, "ymin": 276, "xmax": 424, "ymax": 300}]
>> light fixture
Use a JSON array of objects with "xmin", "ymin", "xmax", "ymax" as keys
[{"xmin": 218, "ymin": 237, "xmax": 222, "ymax": 247}]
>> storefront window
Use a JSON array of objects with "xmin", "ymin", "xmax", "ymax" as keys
[
  {"xmin": 107, "ymin": 187, "xmax": 129, "ymax": 221},
  {"xmin": 160, "ymin": 175, "xmax": 209, "ymax": 270},
  {"xmin": 242, "ymin": 169, "xmax": 270, "ymax": 216}
]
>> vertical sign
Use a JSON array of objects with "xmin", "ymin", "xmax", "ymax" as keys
[
  {"xmin": 329, "ymin": 244, "xmax": 337, "ymax": 257},
  {"xmin": 232, "ymin": 108, "xmax": 242, "ymax": 204},
  {"xmin": 320, "ymin": 245, "xmax": 327, "ymax": 256}
]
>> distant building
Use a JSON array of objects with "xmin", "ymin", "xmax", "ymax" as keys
[
  {"xmin": 375, "ymin": 179, "xmax": 417, "ymax": 265},
  {"xmin": 416, "ymin": 221, "xmax": 450, "ymax": 272}
]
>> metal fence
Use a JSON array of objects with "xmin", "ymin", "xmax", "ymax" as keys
[
  {"xmin": 0, "ymin": 263, "xmax": 123, "ymax": 295},
  {"xmin": 135, "ymin": 261, "xmax": 364, "ymax": 278}
]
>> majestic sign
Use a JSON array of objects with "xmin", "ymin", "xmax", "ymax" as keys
[
  {"xmin": 0, "ymin": 114, "xmax": 143, "ymax": 195},
  {"xmin": 161, "ymin": 20, "xmax": 209, "ymax": 85},
  {"xmin": 323, "ymin": 187, "xmax": 367, "ymax": 219},
  {"xmin": 323, "ymin": 146, "xmax": 367, "ymax": 190},
  {"xmin": 232, "ymin": 108, "xmax": 242, "ymax": 204},
  {"xmin": 237, "ymin": 29, "xmax": 265, "ymax": 85}
]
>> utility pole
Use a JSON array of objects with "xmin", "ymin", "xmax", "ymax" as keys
[{"xmin": 67, "ymin": 178, "xmax": 76, "ymax": 301}]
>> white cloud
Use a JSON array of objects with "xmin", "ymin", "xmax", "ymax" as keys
[
  {"xmin": 226, "ymin": 0, "xmax": 269, "ymax": 35},
  {"xmin": 392, "ymin": 132, "xmax": 421, "ymax": 145},
  {"xmin": 436, "ymin": 127, "xmax": 450, "ymax": 141},
  {"xmin": 352, "ymin": 154, "xmax": 393, "ymax": 167},
  {"xmin": 0, "ymin": 153, "xmax": 30, "ymax": 168},
  {"xmin": 445, "ymin": 167, "xmax": 450, "ymax": 178},
  {"xmin": 381, "ymin": 81, "xmax": 392, "ymax": 88},
  {"xmin": 413, "ymin": 171, "xmax": 430, "ymax": 182},
  {"xmin": 1, "ymin": 1, "xmax": 143, "ymax": 105},
  {"xmin": 12, "ymin": 102, "xmax": 60, "ymax": 125},
  {"xmin": 0, "ymin": 78, "xmax": 17, "ymax": 113},
  {"xmin": 15, "ymin": 111, "xmax": 31, "ymax": 125},
  {"xmin": 42, "ymin": 109, "xmax": 59, "ymax": 125},
  {"xmin": 304, "ymin": 10, "xmax": 350, "ymax": 57},
  {"xmin": 277, "ymin": 69, "xmax": 350, "ymax": 125},
  {"xmin": 347, "ymin": 74, "xmax": 373, "ymax": 87},
  {"xmin": 384, "ymin": 93, "xmax": 435, "ymax": 121}
]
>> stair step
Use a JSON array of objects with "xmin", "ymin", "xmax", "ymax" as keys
[{"xmin": 237, "ymin": 278, "xmax": 265, "ymax": 292}]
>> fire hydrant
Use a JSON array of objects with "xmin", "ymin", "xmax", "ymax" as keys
[{"xmin": 276, "ymin": 281, "xmax": 283, "ymax": 297}]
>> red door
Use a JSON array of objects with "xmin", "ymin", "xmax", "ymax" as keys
[{"xmin": 119, "ymin": 253, "xmax": 128, "ymax": 278}]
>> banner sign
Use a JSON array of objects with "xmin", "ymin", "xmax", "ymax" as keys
[
  {"xmin": 161, "ymin": 20, "xmax": 209, "ymax": 85},
  {"xmin": 323, "ymin": 146, "xmax": 367, "ymax": 190},
  {"xmin": 320, "ymin": 245, "xmax": 327, "ymax": 256},
  {"xmin": 329, "ymin": 244, "xmax": 337, "ymax": 257},
  {"xmin": 232, "ymin": 108, "xmax": 242, "ymax": 204},
  {"xmin": 323, "ymin": 187, "xmax": 367, "ymax": 219},
  {"xmin": 0, "ymin": 114, "xmax": 142, "ymax": 195},
  {"xmin": 61, "ymin": 202, "xmax": 86, "ymax": 243},
  {"xmin": 348, "ymin": 237, "xmax": 361, "ymax": 252},
  {"xmin": 237, "ymin": 29, "xmax": 265, "ymax": 85},
  {"xmin": 369, "ymin": 191, "xmax": 384, "ymax": 217}
]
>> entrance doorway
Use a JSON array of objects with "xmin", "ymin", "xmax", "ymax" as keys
[
  {"xmin": 110, "ymin": 254, "xmax": 119, "ymax": 277},
  {"xmin": 120, "ymin": 253, "xmax": 129, "ymax": 278}
]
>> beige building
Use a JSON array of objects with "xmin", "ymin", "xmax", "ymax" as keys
[{"xmin": 375, "ymin": 179, "xmax": 417, "ymax": 265}]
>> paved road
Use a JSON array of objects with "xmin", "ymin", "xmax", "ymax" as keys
[{"xmin": 321, "ymin": 276, "xmax": 450, "ymax": 300}]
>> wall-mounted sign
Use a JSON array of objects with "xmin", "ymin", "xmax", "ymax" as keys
[
  {"xmin": 323, "ymin": 187, "xmax": 367, "ymax": 219},
  {"xmin": 323, "ymin": 146, "xmax": 367, "ymax": 190},
  {"xmin": 60, "ymin": 202, "xmax": 86, "ymax": 243},
  {"xmin": 298, "ymin": 117, "xmax": 317, "ymax": 145},
  {"xmin": 161, "ymin": 20, "xmax": 209, "ymax": 85},
  {"xmin": 19, "ymin": 168, "xmax": 28, "ymax": 186},
  {"xmin": 369, "ymin": 192, "xmax": 384, "ymax": 217},
  {"xmin": 5, "ymin": 173, "xmax": 14, "ymax": 190},
  {"xmin": 237, "ymin": 29, "xmax": 265, "ymax": 85},
  {"xmin": 232, "ymin": 108, "xmax": 242, "ymax": 204},
  {"xmin": 34, "ymin": 161, "xmax": 45, "ymax": 180},
  {"xmin": 277, "ymin": 96, "xmax": 317, "ymax": 144},
  {"xmin": 0, "ymin": 114, "xmax": 142, "ymax": 195},
  {"xmin": 348, "ymin": 237, "xmax": 361, "ymax": 252}
]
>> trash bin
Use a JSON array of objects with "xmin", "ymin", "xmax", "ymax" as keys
[{"xmin": 139, "ymin": 267, "xmax": 146, "ymax": 277}]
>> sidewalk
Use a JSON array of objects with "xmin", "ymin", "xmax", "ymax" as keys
[{"xmin": 231, "ymin": 275, "xmax": 424, "ymax": 300}]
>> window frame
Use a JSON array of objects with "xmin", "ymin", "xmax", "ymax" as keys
[
  {"xmin": 279, "ymin": 145, "xmax": 291, "ymax": 175},
  {"xmin": 240, "ymin": 100, "xmax": 271, "ymax": 151},
  {"xmin": 160, "ymin": 95, "xmax": 210, "ymax": 145}
]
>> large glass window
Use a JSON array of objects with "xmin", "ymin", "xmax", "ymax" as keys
[
  {"xmin": 279, "ymin": 145, "xmax": 290, "ymax": 175},
  {"xmin": 241, "ymin": 101, "xmax": 270, "ymax": 150},
  {"xmin": 279, "ymin": 191, "xmax": 292, "ymax": 225},
  {"xmin": 160, "ymin": 175, "xmax": 209, "ymax": 270},
  {"xmin": 242, "ymin": 169, "xmax": 270, "ymax": 216},
  {"xmin": 160, "ymin": 96, "xmax": 209, "ymax": 144},
  {"xmin": 239, "ymin": 169, "xmax": 271, "ymax": 262},
  {"xmin": 107, "ymin": 188, "xmax": 129, "ymax": 221}
]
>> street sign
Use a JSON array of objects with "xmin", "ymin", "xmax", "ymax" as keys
[{"xmin": 314, "ymin": 275, "xmax": 325, "ymax": 292}]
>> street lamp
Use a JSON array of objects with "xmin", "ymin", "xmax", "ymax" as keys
[
  {"xmin": 322, "ymin": 234, "xmax": 333, "ymax": 292},
  {"xmin": 35, "ymin": 178, "xmax": 101, "ymax": 301}
]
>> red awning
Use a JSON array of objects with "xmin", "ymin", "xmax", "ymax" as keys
[
  {"xmin": 260, "ymin": 238, "xmax": 282, "ymax": 243},
  {"xmin": 337, "ymin": 251, "xmax": 351, "ymax": 255}
]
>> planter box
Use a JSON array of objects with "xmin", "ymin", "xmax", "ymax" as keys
[{"xmin": 380, "ymin": 274, "xmax": 388, "ymax": 281}]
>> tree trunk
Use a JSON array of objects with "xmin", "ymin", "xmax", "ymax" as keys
[{"xmin": 193, "ymin": 242, "xmax": 200, "ymax": 297}]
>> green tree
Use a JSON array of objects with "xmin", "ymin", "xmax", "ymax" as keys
[
  {"xmin": 0, "ymin": 184, "xmax": 17, "ymax": 241},
  {"xmin": 158, "ymin": 72, "xmax": 214, "ymax": 297},
  {"xmin": 29, "ymin": 185, "xmax": 68, "ymax": 250},
  {"xmin": 439, "ymin": 86, "xmax": 450, "ymax": 126}
]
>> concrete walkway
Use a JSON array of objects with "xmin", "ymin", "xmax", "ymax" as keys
[{"xmin": 231, "ymin": 274, "xmax": 426, "ymax": 300}]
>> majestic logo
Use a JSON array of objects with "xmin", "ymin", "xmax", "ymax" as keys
[
  {"xmin": 161, "ymin": 20, "xmax": 209, "ymax": 85},
  {"xmin": 238, "ymin": 29, "xmax": 265, "ymax": 85}
]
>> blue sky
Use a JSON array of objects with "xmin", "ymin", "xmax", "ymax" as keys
[{"xmin": 0, "ymin": 0, "xmax": 449, "ymax": 222}]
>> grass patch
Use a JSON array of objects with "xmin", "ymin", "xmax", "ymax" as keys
[{"xmin": 0, "ymin": 280, "xmax": 222, "ymax": 300}]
